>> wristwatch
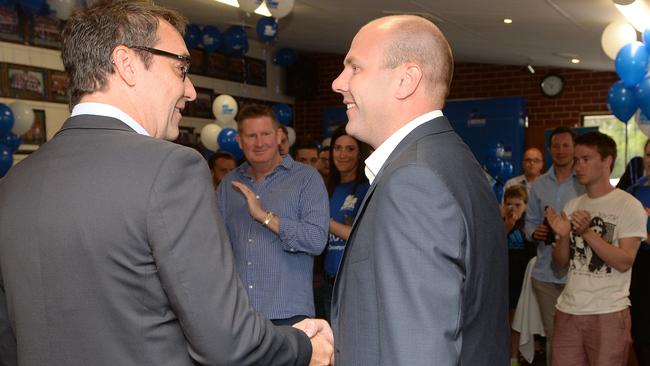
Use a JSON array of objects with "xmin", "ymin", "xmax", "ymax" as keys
[{"xmin": 262, "ymin": 211, "xmax": 274, "ymax": 226}]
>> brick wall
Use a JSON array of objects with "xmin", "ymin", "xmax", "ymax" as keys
[{"xmin": 294, "ymin": 52, "xmax": 619, "ymax": 151}]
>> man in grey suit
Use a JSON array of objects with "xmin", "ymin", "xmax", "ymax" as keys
[
  {"xmin": 0, "ymin": 1, "xmax": 332, "ymax": 365},
  {"xmin": 330, "ymin": 15, "xmax": 509, "ymax": 365}
]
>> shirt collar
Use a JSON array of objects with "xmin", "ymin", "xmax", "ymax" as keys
[
  {"xmin": 71, "ymin": 102, "xmax": 150, "ymax": 136},
  {"xmin": 364, "ymin": 110, "xmax": 443, "ymax": 184}
]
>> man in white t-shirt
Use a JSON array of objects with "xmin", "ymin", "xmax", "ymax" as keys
[{"xmin": 546, "ymin": 131, "xmax": 646, "ymax": 366}]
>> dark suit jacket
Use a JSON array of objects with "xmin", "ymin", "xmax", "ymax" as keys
[
  {"xmin": 0, "ymin": 115, "xmax": 310, "ymax": 366},
  {"xmin": 332, "ymin": 116, "xmax": 509, "ymax": 365}
]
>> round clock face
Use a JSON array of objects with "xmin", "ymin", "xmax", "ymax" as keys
[{"xmin": 541, "ymin": 74, "xmax": 564, "ymax": 97}]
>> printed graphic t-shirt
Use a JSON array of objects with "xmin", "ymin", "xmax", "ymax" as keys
[{"xmin": 556, "ymin": 189, "xmax": 647, "ymax": 315}]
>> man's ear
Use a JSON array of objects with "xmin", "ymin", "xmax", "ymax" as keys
[
  {"xmin": 395, "ymin": 64, "xmax": 422, "ymax": 100},
  {"xmin": 111, "ymin": 46, "xmax": 138, "ymax": 86}
]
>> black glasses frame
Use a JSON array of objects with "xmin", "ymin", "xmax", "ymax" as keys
[{"xmin": 128, "ymin": 45, "xmax": 191, "ymax": 81}]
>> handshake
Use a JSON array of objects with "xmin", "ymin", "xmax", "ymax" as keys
[{"xmin": 293, "ymin": 319, "xmax": 335, "ymax": 366}]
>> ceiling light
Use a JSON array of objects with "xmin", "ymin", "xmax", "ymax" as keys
[
  {"xmin": 571, "ymin": 58, "xmax": 580, "ymax": 64},
  {"xmin": 503, "ymin": 18, "xmax": 513, "ymax": 24},
  {"xmin": 527, "ymin": 64, "xmax": 535, "ymax": 74},
  {"xmin": 615, "ymin": 0, "xmax": 650, "ymax": 32},
  {"xmin": 214, "ymin": 0, "xmax": 272, "ymax": 17}
]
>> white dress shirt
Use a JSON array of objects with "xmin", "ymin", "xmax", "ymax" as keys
[
  {"xmin": 71, "ymin": 102, "xmax": 150, "ymax": 136},
  {"xmin": 364, "ymin": 110, "xmax": 443, "ymax": 184}
]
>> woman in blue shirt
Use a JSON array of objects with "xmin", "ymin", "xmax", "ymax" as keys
[{"xmin": 323, "ymin": 124, "xmax": 370, "ymax": 320}]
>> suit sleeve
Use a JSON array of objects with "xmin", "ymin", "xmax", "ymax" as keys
[
  {"xmin": 278, "ymin": 169, "xmax": 329, "ymax": 255},
  {"xmin": 372, "ymin": 164, "xmax": 465, "ymax": 365},
  {"xmin": 146, "ymin": 147, "xmax": 311, "ymax": 365},
  {"xmin": 0, "ymin": 272, "xmax": 17, "ymax": 366}
]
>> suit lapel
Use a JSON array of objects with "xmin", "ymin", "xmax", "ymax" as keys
[{"xmin": 333, "ymin": 116, "xmax": 454, "ymax": 304}]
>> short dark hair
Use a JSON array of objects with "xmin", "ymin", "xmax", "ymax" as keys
[
  {"xmin": 548, "ymin": 126, "xmax": 577, "ymax": 147},
  {"xmin": 236, "ymin": 104, "xmax": 278, "ymax": 131},
  {"xmin": 207, "ymin": 151, "xmax": 236, "ymax": 170},
  {"xmin": 327, "ymin": 124, "xmax": 371, "ymax": 195},
  {"xmin": 504, "ymin": 185, "xmax": 528, "ymax": 204},
  {"xmin": 293, "ymin": 141, "xmax": 318, "ymax": 155},
  {"xmin": 574, "ymin": 131, "xmax": 617, "ymax": 172},
  {"xmin": 62, "ymin": 0, "xmax": 187, "ymax": 108}
]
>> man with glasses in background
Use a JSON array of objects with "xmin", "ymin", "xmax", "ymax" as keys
[
  {"xmin": 505, "ymin": 147, "xmax": 545, "ymax": 193},
  {"xmin": 0, "ymin": 1, "xmax": 333, "ymax": 365}
]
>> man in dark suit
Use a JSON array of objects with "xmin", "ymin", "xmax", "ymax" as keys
[
  {"xmin": 0, "ymin": 1, "xmax": 332, "ymax": 365},
  {"xmin": 330, "ymin": 15, "xmax": 509, "ymax": 365}
]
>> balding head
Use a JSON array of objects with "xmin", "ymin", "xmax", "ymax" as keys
[
  {"xmin": 332, "ymin": 15, "xmax": 454, "ymax": 148},
  {"xmin": 371, "ymin": 16, "xmax": 453, "ymax": 102}
]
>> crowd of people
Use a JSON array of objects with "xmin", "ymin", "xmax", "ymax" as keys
[{"xmin": 0, "ymin": 1, "xmax": 648, "ymax": 366}]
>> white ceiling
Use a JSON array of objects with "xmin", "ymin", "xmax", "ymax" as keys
[{"xmin": 156, "ymin": 0, "xmax": 641, "ymax": 71}]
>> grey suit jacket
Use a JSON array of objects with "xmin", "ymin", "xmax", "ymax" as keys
[
  {"xmin": 332, "ymin": 117, "xmax": 509, "ymax": 365},
  {"xmin": 0, "ymin": 115, "xmax": 310, "ymax": 366}
]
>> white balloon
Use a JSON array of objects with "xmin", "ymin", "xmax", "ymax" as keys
[
  {"xmin": 9, "ymin": 101, "xmax": 34, "ymax": 136},
  {"xmin": 267, "ymin": 0, "xmax": 294, "ymax": 19},
  {"xmin": 238, "ymin": 0, "xmax": 262, "ymax": 13},
  {"xmin": 321, "ymin": 137, "xmax": 331, "ymax": 148},
  {"xmin": 212, "ymin": 94, "xmax": 238, "ymax": 124},
  {"xmin": 286, "ymin": 126, "xmax": 296, "ymax": 147},
  {"xmin": 601, "ymin": 21, "xmax": 637, "ymax": 60},
  {"xmin": 218, "ymin": 119, "xmax": 238, "ymax": 131},
  {"xmin": 50, "ymin": 0, "xmax": 82, "ymax": 20},
  {"xmin": 200, "ymin": 123, "xmax": 222, "ymax": 152}
]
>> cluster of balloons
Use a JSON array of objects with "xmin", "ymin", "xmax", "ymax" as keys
[
  {"xmin": 200, "ymin": 94, "xmax": 243, "ymax": 160},
  {"xmin": 184, "ymin": 24, "xmax": 249, "ymax": 56},
  {"xmin": 607, "ymin": 29, "xmax": 650, "ymax": 124},
  {"xmin": 0, "ymin": 101, "xmax": 35, "ymax": 177},
  {"xmin": 272, "ymin": 103, "xmax": 292, "ymax": 125},
  {"xmin": 485, "ymin": 142, "xmax": 514, "ymax": 182}
]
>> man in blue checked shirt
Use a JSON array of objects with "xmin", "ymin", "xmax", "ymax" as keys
[{"xmin": 217, "ymin": 104, "xmax": 329, "ymax": 326}]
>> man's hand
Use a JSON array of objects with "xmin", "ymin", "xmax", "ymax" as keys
[
  {"xmin": 569, "ymin": 210, "xmax": 592, "ymax": 236},
  {"xmin": 232, "ymin": 181, "xmax": 265, "ymax": 221},
  {"xmin": 532, "ymin": 223, "xmax": 549, "ymax": 241},
  {"xmin": 293, "ymin": 319, "xmax": 334, "ymax": 365},
  {"xmin": 545, "ymin": 207, "xmax": 571, "ymax": 238}
]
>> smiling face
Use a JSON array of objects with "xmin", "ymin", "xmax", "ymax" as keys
[
  {"xmin": 331, "ymin": 23, "xmax": 399, "ymax": 148},
  {"xmin": 549, "ymin": 132, "xmax": 575, "ymax": 169},
  {"xmin": 237, "ymin": 115, "xmax": 282, "ymax": 168},
  {"xmin": 138, "ymin": 20, "xmax": 196, "ymax": 140},
  {"xmin": 333, "ymin": 134, "xmax": 360, "ymax": 177}
]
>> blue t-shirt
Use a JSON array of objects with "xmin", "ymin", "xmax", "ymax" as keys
[{"xmin": 324, "ymin": 180, "xmax": 369, "ymax": 277}]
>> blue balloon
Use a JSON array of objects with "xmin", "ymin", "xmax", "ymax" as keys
[
  {"xmin": 272, "ymin": 104, "xmax": 293, "ymax": 125},
  {"xmin": 486, "ymin": 156, "xmax": 503, "ymax": 178},
  {"xmin": 18, "ymin": 0, "xmax": 43, "ymax": 13},
  {"xmin": 184, "ymin": 24, "xmax": 201, "ymax": 50},
  {"xmin": 492, "ymin": 181, "xmax": 504, "ymax": 203},
  {"xmin": 217, "ymin": 128, "xmax": 243, "ymax": 161},
  {"xmin": 615, "ymin": 42, "xmax": 649, "ymax": 87},
  {"xmin": 0, "ymin": 132, "xmax": 20, "ymax": 153},
  {"xmin": 222, "ymin": 26, "xmax": 247, "ymax": 56},
  {"xmin": 201, "ymin": 25, "xmax": 221, "ymax": 54},
  {"xmin": 256, "ymin": 17, "xmax": 278, "ymax": 42},
  {"xmin": 0, "ymin": 145, "xmax": 12, "ymax": 178},
  {"xmin": 608, "ymin": 80, "xmax": 637, "ymax": 122},
  {"xmin": 498, "ymin": 160, "xmax": 514, "ymax": 181},
  {"xmin": 0, "ymin": 103, "xmax": 14, "ymax": 134},
  {"xmin": 644, "ymin": 28, "xmax": 650, "ymax": 46},
  {"xmin": 635, "ymin": 76, "xmax": 650, "ymax": 118},
  {"xmin": 274, "ymin": 47, "xmax": 295, "ymax": 66}
]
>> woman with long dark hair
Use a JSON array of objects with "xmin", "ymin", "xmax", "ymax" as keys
[{"xmin": 322, "ymin": 124, "xmax": 370, "ymax": 319}]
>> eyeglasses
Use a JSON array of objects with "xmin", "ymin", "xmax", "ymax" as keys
[{"xmin": 128, "ymin": 45, "xmax": 191, "ymax": 81}]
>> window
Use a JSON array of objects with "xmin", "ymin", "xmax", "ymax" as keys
[{"xmin": 583, "ymin": 114, "xmax": 647, "ymax": 184}]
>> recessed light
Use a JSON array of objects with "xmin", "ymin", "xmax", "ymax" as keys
[
  {"xmin": 503, "ymin": 18, "xmax": 513, "ymax": 24},
  {"xmin": 571, "ymin": 58, "xmax": 580, "ymax": 64}
]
